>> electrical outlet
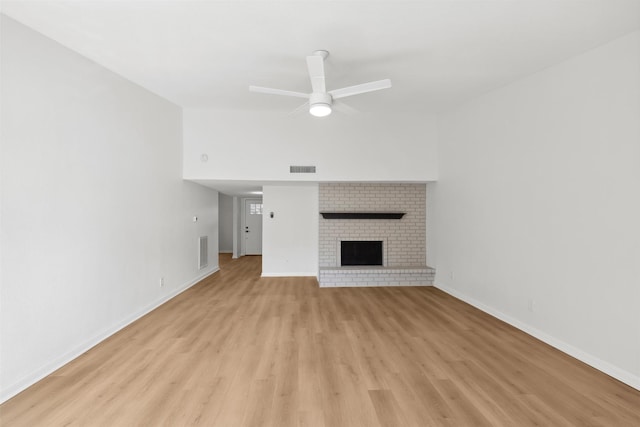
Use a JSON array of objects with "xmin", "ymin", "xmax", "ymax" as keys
[
  {"xmin": 527, "ymin": 299, "xmax": 535, "ymax": 312},
  {"xmin": 160, "ymin": 277, "xmax": 165, "ymax": 287},
  {"xmin": 449, "ymin": 271, "xmax": 454, "ymax": 280}
]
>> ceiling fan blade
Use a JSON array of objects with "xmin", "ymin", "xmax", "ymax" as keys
[
  {"xmin": 333, "ymin": 101, "xmax": 359, "ymax": 115},
  {"xmin": 329, "ymin": 79, "xmax": 392, "ymax": 100},
  {"xmin": 249, "ymin": 86, "xmax": 309, "ymax": 99},
  {"xmin": 288, "ymin": 101, "xmax": 309, "ymax": 116},
  {"xmin": 306, "ymin": 55, "xmax": 326, "ymax": 93}
]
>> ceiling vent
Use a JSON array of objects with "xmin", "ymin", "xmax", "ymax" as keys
[{"xmin": 290, "ymin": 165, "xmax": 316, "ymax": 173}]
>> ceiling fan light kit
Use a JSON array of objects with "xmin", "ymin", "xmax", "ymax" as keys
[
  {"xmin": 249, "ymin": 50, "xmax": 391, "ymax": 117},
  {"xmin": 309, "ymin": 92, "xmax": 332, "ymax": 117},
  {"xmin": 309, "ymin": 103, "xmax": 332, "ymax": 117}
]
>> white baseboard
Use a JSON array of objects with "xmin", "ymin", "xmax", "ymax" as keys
[
  {"xmin": 434, "ymin": 282, "xmax": 640, "ymax": 391},
  {"xmin": 0, "ymin": 266, "xmax": 220, "ymax": 404}
]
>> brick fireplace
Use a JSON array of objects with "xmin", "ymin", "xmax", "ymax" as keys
[{"xmin": 318, "ymin": 183, "xmax": 435, "ymax": 287}]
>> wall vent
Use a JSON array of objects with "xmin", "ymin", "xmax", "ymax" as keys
[
  {"xmin": 290, "ymin": 165, "xmax": 316, "ymax": 173},
  {"xmin": 198, "ymin": 236, "xmax": 208, "ymax": 270}
]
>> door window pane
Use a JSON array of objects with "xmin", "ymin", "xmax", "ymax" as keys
[{"xmin": 250, "ymin": 203, "xmax": 263, "ymax": 215}]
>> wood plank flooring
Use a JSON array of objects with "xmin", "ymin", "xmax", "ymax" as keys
[{"xmin": 2, "ymin": 254, "xmax": 639, "ymax": 426}]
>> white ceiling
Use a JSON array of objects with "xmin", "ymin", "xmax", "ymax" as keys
[
  {"xmin": 3, "ymin": 0, "xmax": 639, "ymax": 196},
  {"xmin": 3, "ymin": 0, "xmax": 639, "ymax": 115}
]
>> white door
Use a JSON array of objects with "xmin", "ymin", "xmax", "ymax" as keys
[{"xmin": 244, "ymin": 198, "xmax": 263, "ymax": 255}]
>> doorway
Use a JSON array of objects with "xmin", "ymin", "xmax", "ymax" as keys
[{"xmin": 243, "ymin": 198, "xmax": 263, "ymax": 255}]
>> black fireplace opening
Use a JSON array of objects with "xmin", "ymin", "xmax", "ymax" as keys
[{"xmin": 341, "ymin": 241, "xmax": 383, "ymax": 266}]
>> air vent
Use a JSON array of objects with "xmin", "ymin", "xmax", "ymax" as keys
[
  {"xmin": 198, "ymin": 236, "xmax": 208, "ymax": 270},
  {"xmin": 290, "ymin": 165, "xmax": 316, "ymax": 173}
]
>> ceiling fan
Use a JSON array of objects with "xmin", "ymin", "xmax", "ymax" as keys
[{"xmin": 249, "ymin": 50, "xmax": 392, "ymax": 117}]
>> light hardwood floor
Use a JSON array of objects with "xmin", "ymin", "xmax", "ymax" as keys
[{"xmin": 2, "ymin": 254, "xmax": 639, "ymax": 426}]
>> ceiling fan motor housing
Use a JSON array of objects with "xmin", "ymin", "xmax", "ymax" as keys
[{"xmin": 309, "ymin": 92, "xmax": 332, "ymax": 107}]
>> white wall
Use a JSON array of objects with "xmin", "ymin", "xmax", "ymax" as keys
[
  {"xmin": 433, "ymin": 31, "xmax": 640, "ymax": 389},
  {"xmin": 262, "ymin": 185, "xmax": 319, "ymax": 277},
  {"xmin": 218, "ymin": 193, "xmax": 234, "ymax": 253},
  {"xmin": 183, "ymin": 109, "xmax": 438, "ymax": 182},
  {"xmin": 0, "ymin": 17, "xmax": 219, "ymax": 402}
]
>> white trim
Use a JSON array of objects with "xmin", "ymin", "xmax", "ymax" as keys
[
  {"xmin": 0, "ymin": 266, "xmax": 220, "ymax": 404},
  {"xmin": 232, "ymin": 196, "xmax": 239, "ymax": 259},
  {"xmin": 240, "ymin": 198, "xmax": 247, "ymax": 256},
  {"xmin": 434, "ymin": 282, "xmax": 640, "ymax": 391}
]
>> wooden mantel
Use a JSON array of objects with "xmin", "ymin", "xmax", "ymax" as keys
[{"xmin": 320, "ymin": 212, "xmax": 406, "ymax": 220}]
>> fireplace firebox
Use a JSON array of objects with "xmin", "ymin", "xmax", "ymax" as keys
[{"xmin": 341, "ymin": 241, "xmax": 383, "ymax": 266}]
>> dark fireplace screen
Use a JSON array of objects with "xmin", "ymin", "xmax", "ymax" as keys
[{"xmin": 341, "ymin": 241, "xmax": 383, "ymax": 266}]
